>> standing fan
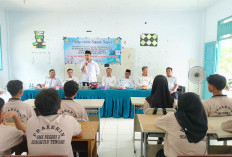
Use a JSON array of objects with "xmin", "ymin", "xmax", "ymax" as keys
[{"xmin": 188, "ymin": 66, "xmax": 206, "ymax": 95}]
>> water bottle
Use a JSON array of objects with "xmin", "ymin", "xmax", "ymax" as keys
[
  {"xmin": 29, "ymin": 83, "xmax": 31, "ymax": 90},
  {"xmin": 31, "ymin": 83, "xmax": 34, "ymax": 90},
  {"xmin": 4, "ymin": 85, "xmax": 7, "ymax": 91}
]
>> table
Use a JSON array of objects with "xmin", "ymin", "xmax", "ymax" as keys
[
  {"xmin": 24, "ymin": 99, "xmax": 104, "ymax": 144},
  {"xmin": 22, "ymin": 89, "xmax": 151, "ymax": 118},
  {"xmin": 137, "ymin": 114, "xmax": 232, "ymax": 157},
  {"xmin": 6, "ymin": 121, "xmax": 99, "ymax": 157}
]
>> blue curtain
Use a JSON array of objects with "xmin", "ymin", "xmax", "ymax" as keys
[
  {"xmin": 0, "ymin": 26, "xmax": 2, "ymax": 70},
  {"xmin": 202, "ymin": 41, "xmax": 221, "ymax": 99},
  {"xmin": 217, "ymin": 16, "xmax": 232, "ymax": 41}
]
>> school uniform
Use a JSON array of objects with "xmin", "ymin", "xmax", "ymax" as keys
[
  {"xmin": 221, "ymin": 120, "xmax": 232, "ymax": 132},
  {"xmin": 64, "ymin": 77, "xmax": 78, "ymax": 83},
  {"xmin": 166, "ymin": 76, "xmax": 178, "ymax": 99},
  {"xmin": 136, "ymin": 76, "xmax": 153, "ymax": 88},
  {"xmin": 202, "ymin": 95, "xmax": 232, "ymax": 117},
  {"xmin": 58, "ymin": 99, "xmax": 89, "ymax": 121},
  {"xmin": 102, "ymin": 75, "xmax": 116, "ymax": 87},
  {"xmin": 0, "ymin": 125, "xmax": 24, "ymax": 157},
  {"xmin": 155, "ymin": 112, "xmax": 207, "ymax": 157},
  {"xmin": 118, "ymin": 78, "xmax": 135, "ymax": 88},
  {"xmin": 26, "ymin": 114, "xmax": 81, "ymax": 157},
  {"xmin": 44, "ymin": 77, "xmax": 62, "ymax": 88},
  {"xmin": 3, "ymin": 98, "xmax": 36, "ymax": 122}
]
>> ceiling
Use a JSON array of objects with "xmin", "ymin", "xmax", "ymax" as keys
[{"xmin": 0, "ymin": 0, "xmax": 219, "ymax": 12}]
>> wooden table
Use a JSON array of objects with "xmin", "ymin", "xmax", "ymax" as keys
[
  {"xmin": 24, "ymin": 99, "xmax": 104, "ymax": 144},
  {"xmin": 6, "ymin": 121, "xmax": 99, "ymax": 157},
  {"xmin": 137, "ymin": 114, "xmax": 232, "ymax": 157}
]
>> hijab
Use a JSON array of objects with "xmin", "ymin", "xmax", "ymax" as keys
[{"xmin": 174, "ymin": 92, "xmax": 208, "ymax": 143}]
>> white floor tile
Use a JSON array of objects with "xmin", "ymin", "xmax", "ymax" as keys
[
  {"xmin": 117, "ymin": 148, "xmax": 136, "ymax": 157},
  {"xmin": 98, "ymin": 148, "xmax": 117, "ymax": 157},
  {"xmin": 99, "ymin": 141, "xmax": 117, "ymax": 149}
]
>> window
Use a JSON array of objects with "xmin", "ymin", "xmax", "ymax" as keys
[{"xmin": 217, "ymin": 16, "xmax": 232, "ymax": 41}]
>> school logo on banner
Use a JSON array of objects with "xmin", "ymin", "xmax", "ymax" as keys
[{"xmin": 140, "ymin": 33, "xmax": 158, "ymax": 46}]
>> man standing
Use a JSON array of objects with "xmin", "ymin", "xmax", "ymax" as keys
[
  {"xmin": 118, "ymin": 69, "xmax": 135, "ymax": 89},
  {"xmin": 64, "ymin": 68, "xmax": 78, "ymax": 83},
  {"xmin": 102, "ymin": 68, "xmax": 116, "ymax": 88},
  {"xmin": 166, "ymin": 67, "xmax": 178, "ymax": 99},
  {"xmin": 136, "ymin": 66, "xmax": 153, "ymax": 90},
  {"xmin": 80, "ymin": 50, "xmax": 100, "ymax": 86},
  {"xmin": 43, "ymin": 69, "xmax": 62, "ymax": 88}
]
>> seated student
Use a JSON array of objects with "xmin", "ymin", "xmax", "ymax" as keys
[
  {"xmin": 202, "ymin": 74, "xmax": 232, "ymax": 117},
  {"xmin": 26, "ymin": 88, "xmax": 82, "ymax": 157},
  {"xmin": 136, "ymin": 66, "xmax": 153, "ymax": 89},
  {"xmin": 143, "ymin": 75, "xmax": 175, "ymax": 112},
  {"xmin": 221, "ymin": 120, "xmax": 232, "ymax": 132},
  {"xmin": 64, "ymin": 68, "xmax": 78, "ymax": 83},
  {"xmin": 102, "ymin": 67, "xmax": 116, "ymax": 88},
  {"xmin": 43, "ymin": 69, "xmax": 62, "ymax": 88},
  {"xmin": 4, "ymin": 80, "xmax": 36, "ymax": 122},
  {"xmin": 118, "ymin": 69, "xmax": 135, "ymax": 89},
  {"xmin": 0, "ymin": 98, "xmax": 26, "ymax": 157},
  {"xmin": 58, "ymin": 81, "xmax": 88, "ymax": 121},
  {"xmin": 155, "ymin": 92, "xmax": 208, "ymax": 157},
  {"xmin": 166, "ymin": 67, "xmax": 178, "ymax": 99}
]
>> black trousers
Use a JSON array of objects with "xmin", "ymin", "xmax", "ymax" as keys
[
  {"xmin": 82, "ymin": 82, "xmax": 89, "ymax": 86},
  {"xmin": 171, "ymin": 91, "xmax": 178, "ymax": 99}
]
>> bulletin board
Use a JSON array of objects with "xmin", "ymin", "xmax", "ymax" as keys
[{"xmin": 64, "ymin": 48, "xmax": 134, "ymax": 84}]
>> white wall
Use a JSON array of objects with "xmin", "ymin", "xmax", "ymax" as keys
[
  {"xmin": 7, "ymin": 11, "xmax": 204, "ymax": 92},
  {"xmin": 204, "ymin": 0, "xmax": 232, "ymax": 42},
  {"xmin": 0, "ymin": 9, "xmax": 9, "ymax": 89}
]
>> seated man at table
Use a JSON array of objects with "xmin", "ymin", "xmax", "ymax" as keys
[
  {"xmin": 43, "ymin": 69, "xmax": 62, "ymax": 88},
  {"xmin": 102, "ymin": 67, "xmax": 116, "ymax": 88},
  {"xmin": 64, "ymin": 68, "xmax": 78, "ymax": 83},
  {"xmin": 222, "ymin": 120, "xmax": 232, "ymax": 132},
  {"xmin": 118, "ymin": 69, "xmax": 135, "ymax": 89},
  {"xmin": 166, "ymin": 67, "xmax": 179, "ymax": 99},
  {"xmin": 202, "ymin": 74, "xmax": 232, "ymax": 117},
  {"xmin": 0, "ymin": 97, "xmax": 26, "ymax": 157},
  {"xmin": 3, "ymin": 80, "xmax": 36, "ymax": 122},
  {"xmin": 26, "ymin": 88, "xmax": 82, "ymax": 157},
  {"xmin": 58, "ymin": 81, "xmax": 88, "ymax": 121},
  {"xmin": 136, "ymin": 66, "xmax": 153, "ymax": 90}
]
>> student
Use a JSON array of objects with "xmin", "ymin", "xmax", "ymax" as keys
[
  {"xmin": 166, "ymin": 67, "xmax": 178, "ymax": 99},
  {"xmin": 64, "ymin": 68, "xmax": 78, "ymax": 83},
  {"xmin": 58, "ymin": 81, "xmax": 88, "ymax": 121},
  {"xmin": 0, "ymin": 98, "xmax": 26, "ymax": 157},
  {"xmin": 221, "ymin": 120, "xmax": 232, "ymax": 132},
  {"xmin": 3, "ymin": 80, "xmax": 36, "ymax": 122},
  {"xmin": 155, "ymin": 93, "xmax": 208, "ymax": 157},
  {"xmin": 118, "ymin": 69, "xmax": 135, "ymax": 89},
  {"xmin": 80, "ymin": 50, "xmax": 100, "ymax": 86},
  {"xmin": 26, "ymin": 88, "xmax": 82, "ymax": 157},
  {"xmin": 43, "ymin": 69, "xmax": 62, "ymax": 88},
  {"xmin": 143, "ymin": 75, "xmax": 175, "ymax": 112},
  {"xmin": 136, "ymin": 66, "xmax": 153, "ymax": 89},
  {"xmin": 102, "ymin": 67, "xmax": 116, "ymax": 88},
  {"xmin": 202, "ymin": 74, "xmax": 232, "ymax": 117}
]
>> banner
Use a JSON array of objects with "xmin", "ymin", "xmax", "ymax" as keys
[{"xmin": 64, "ymin": 37, "xmax": 121, "ymax": 64}]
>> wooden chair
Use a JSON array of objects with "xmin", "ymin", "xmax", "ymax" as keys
[{"xmin": 144, "ymin": 108, "xmax": 176, "ymax": 115}]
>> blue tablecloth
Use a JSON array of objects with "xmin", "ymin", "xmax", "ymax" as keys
[{"xmin": 22, "ymin": 89, "xmax": 151, "ymax": 118}]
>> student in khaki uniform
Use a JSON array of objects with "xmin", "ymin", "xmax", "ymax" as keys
[
  {"xmin": 58, "ymin": 81, "xmax": 88, "ymax": 121},
  {"xmin": 0, "ymin": 98, "xmax": 26, "ymax": 157},
  {"xmin": 221, "ymin": 120, "xmax": 232, "ymax": 132},
  {"xmin": 155, "ymin": 93, "xmax": 208, "ymax": 157},
  {"xmin": 202, "ymin": 74, "xmax": 232, "ymax": 117},
  {"xmin": 26, "ymin": 89, "xmax": 82, "ymax": 157},
  {"xmin": 3, "ymin": 80, "xmax": 36, "ymax": 122}
]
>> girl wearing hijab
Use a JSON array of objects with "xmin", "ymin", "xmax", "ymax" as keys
[
  {"xmin": 143, "ymin": 75, "xmax": 175, "ymax": 113},
  {"xmin": 155, "ymin": 92, "xmax": 208, "ymax": 157}
]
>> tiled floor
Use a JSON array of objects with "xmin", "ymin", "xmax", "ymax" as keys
[{"xmin": 98, "ymin": 117, "xmax": 232, "ymax": 157}]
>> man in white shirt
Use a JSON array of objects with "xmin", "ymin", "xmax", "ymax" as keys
[
  {"xmin": 102, "ymin": 68, "xmax": 116, "ymax": 88},
  {"xmin": 64, "ymin": 68, "xmax": 78, "ymax": 83},
  {"xmin": 166, "ymin": 67, "xmax": 178, "ymax": 99},
  {"xmin": 118, "ymin": 69, "xmax": 135, "ymax": 89},
  {"xmin": 136, "ymin": 66, "xmax": 153, "ymax": 90},
  {"xmin": 80, "ymin": 50, "xmax": 100, "ymax": 86},
  {"xmin": 43, "ymin": 69, "xmax": 62, "ymax": 88}
]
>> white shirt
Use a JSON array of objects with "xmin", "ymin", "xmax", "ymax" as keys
[
  {"xmin": 136, "ymin": 75, "xmax": 153, "ymax": 88},
  {"xmin": 64, "ymin": 76, "xmax": 78, "ymax": 83},
  {"xmin": 102, "ymin": 75, "xmax": 116, "ymax": 86},
  {"xmin": 166, "ymin": 76, "xmax": 177, "ymax": 91},
  {"xmin": 80, "ymin": 60, "xmax": 100, "ymax": 82},
  {"xmin": 118, "ymin": 78, "xmax": 135, "ymax": 88},
  {"xmin": 44, "ymin": 77, "xmax": 62, "ymax": 88}
]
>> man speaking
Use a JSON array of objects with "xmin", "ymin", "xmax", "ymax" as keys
[{"xmin": 80, "ymin": 50, "xmax": 100, "ymax": 86}]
